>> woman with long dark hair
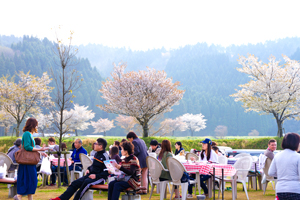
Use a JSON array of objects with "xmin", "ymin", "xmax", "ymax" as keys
[
  {"xmin": 174, "ymin": 141, "xmax": 184, "ymax": 156},
  {"xmin": 14, "ymin": 118, "xmax": 48, "ymax": 200},
  {"xmin": 188, "ymin": 138, "xmax": 218, "ymax": 198}
]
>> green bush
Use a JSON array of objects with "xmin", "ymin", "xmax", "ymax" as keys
[{"xmin": 0, "ymin": 136, "xmax": 283, "ymax": 154}]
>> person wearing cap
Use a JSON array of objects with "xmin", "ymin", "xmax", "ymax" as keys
[
  {"xmin": 7, "ymin": 138, "xmax": 22, "ymax": 171},
  {"xmin": 148, "ymin": 140, "xmax": 161, "ymax": 155},
  {"xmin": 187, "ymin": 138, "xmax": 218, "ymax": 198}
]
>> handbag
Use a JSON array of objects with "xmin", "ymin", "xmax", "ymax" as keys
[
  {"xmin": 114, "ymin": 173, "xmax": 131, "ymax": 182},
  {"xmin": 15, "ymin": 139, "xmax": 40, "ymax": 165}
]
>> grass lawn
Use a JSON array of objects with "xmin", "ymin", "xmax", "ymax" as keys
[{"xmin": 0, "ymin": 182, "xmax": 276, "ymax": 200}]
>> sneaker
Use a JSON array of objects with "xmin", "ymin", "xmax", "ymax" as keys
[
  {"xmin": 174, "ymin": 195, "xmax": 182, "ymax": 199},
  {"xmin": 50, "ymin": 183, "xmax": 56, "ymax": 186},
  {"xmin": 187, "ymin": 194, "xmax": 193, "ymax": 198},
  {"xmin": 49, "ymin": 198, "xmax": 61, "ymax": 200}
]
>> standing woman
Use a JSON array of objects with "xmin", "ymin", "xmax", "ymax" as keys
[
  {"xmin": 269, "ymin": 133, "xmax": 300, "ymax": 200},
  {"xmin": 14, "ymin": 118, "xmax": 48, "ymax": 200},
  {"xmin": 126, "ymin": 132, "xmax": 148, "ymax": 194}
]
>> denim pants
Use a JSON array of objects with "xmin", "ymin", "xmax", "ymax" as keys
[
  {"xmin": 108, "ymin": 180, "xmax": 131, "ymax": 200},
  {"xmin": 51, "ymin": 166, "xmax": 65, "ymax": 184},
  {"xmin": 188, "ymin": 175, "xmax": 211, "ymax": 194}
]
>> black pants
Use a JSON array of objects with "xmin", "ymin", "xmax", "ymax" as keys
[
  {"xmin": 108, "ymin": 180, "xmax": 131, "ymax": 200},
  {"xmin": 59, "ymin": 175, "xmax": 105, "ymax": 200}
]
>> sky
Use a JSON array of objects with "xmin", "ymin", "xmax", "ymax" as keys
[{"xmin": 1, "ymin": 0, "xmax": 300, "ymax": 51}]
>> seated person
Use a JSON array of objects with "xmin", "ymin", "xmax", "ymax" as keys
[
  {"xmin": 90, "ymin": 142, "xmax": 97, "ymax": 157},
  {"xmin": 188, "ymin": 138, "xmax": 218, "ymax": 198},
  {"xmin": 51, "ymin": 142, "xmax": 67, "ymax": 186},
  {"xmin": 148, "ymin": 139, "xmax": 161, "ymax": 154},
  {"xmin": 264, "ymin": 139, "xmax": 277, "ymax": 160},
  {"xmin": 110, "ymin": 146, "xmax": 122, "ymax": 164},
  {"xmin": 63, "ymin": 138, "xmax": 87, "ymax": 185},
  {"xmin": 50, "ymin": 138, "xmax": 109, "ymax": 200},
  {"xmin": 158, "ymin": 140, "xmax": 186, "ymax": 199},
  {"xmin": 48, "ymin": 137, "xmax": 60, "ymax": 157},
  {"xmin": 113, "ymin": 140, "xmax": 122, "ymax": 157},
  {"xmin": 34, "ymin": 138, "xmax": 43, "ymax": 172},
  {"xmin": 7, "ymin": 138, "xmax": 22, "ymax": 171},
  {"xmin": 212, "ymin": 146, "xmax": 223, "ymax": 156},
  {"xmin": 108, "ymin": 141, "xmax": 141, "ymax": 200},
  {"xmin": 174, "ymin": 141, "xmax": 184, "ymax": 156}
]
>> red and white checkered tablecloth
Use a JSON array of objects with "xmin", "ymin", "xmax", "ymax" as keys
[
  {"xmin": 183, "ymin": 163, "xmax": 236, "ymax": 176},
  {"xmin": 183, "ymin": 163, "xmax": 211, "ymax": 175}
]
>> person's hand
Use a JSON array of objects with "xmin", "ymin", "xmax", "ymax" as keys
[
  {"xmin": 85, "ymin": 170, "xmax": 89, "ymax": 175},
  {"xmin": 41, "ymin": 152, "xmax": 48, "ymax": 157},
  {"xmin": 42, "ymin": 144, "xmax": 46, "ymax": 148},
  {"xmin": 112, "ymin": 162, "xmax": 121, "ymax": 169},
  {"xmin": 190, "ymin": 157, "xmax": 195, "ymax": 161},
  {"xmin": 89, "ymin": 174, "xmax": 96, "ymax": 179},
  {"xmin": 40, "ymin": 147, "xmax": 49, "ymax": 151},
  {"xmin": 71, "ymin": 160, "xmax": 74, "ymax": 164},
  {"xmin": 108, "ymin": 170, "xmax": 112, "ymax": 174}
]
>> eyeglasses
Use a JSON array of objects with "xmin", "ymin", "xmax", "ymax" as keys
[{"xmin": 94, "ymin": 143, "xmax": 101, "ymax": 146}]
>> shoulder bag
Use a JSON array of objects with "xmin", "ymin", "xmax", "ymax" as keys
[{"xmin": 15, "ymin": 139, "xmax": 40, "ymax": 165}]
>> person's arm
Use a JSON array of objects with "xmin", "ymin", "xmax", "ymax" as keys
[
  {"xmin": 210, "ymin": 151, "xmax": 218, "ymax": 163},
  {"xmin": 120, "ymin": 162, "xmax": 138, "ymax": 175},
  {"xmin": 132, "ymin": 140, "xmax": 140, "ymax": 156},
  {"xmin": 268, "ymin": 158, "xmax": 277, "ymax": 177}
]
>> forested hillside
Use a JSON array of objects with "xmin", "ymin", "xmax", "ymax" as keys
[{"xmin": 1, "ymin": 35, "xmax": 300, "ymax": 137}]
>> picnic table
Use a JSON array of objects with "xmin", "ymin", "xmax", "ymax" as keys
[{"xmin": 183, "ymin": 162, "xmax": 236, "ymax": 200}]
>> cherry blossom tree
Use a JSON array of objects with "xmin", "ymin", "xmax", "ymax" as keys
[
  {"xmin": 214, "ymin": 125, "xmax": 228, "ymax": 139},
  {"xmin": 115, "ymin": 115, "xmax": 137, "ymax": 133},
  {"xmin": 0, "ymin": 71, "xmax": 53, "ymax": 136},
  {"xmin": 248, "ymin": 129, "xmax": 259, "ymax": 136},
  {"xmin": 180, "ymin": 113, "xmax": 207, "ymax": 136},
  {"xmin": 0, "ymin": 109, "xmax": 16, "ymax": 136},
  {"xmin": 98, "ymin": 63, "xmax": 185, "ymax": 137},
  {"xmin": 160, "ymin": 117, "xmax": 188, "ymax": 136},
  {"xmin": 231, "ymin": 55, "xmax": 300, "ymax": 137},
  {"xmin": 34, "ymin": 113, "xmax": 53, "ymax": 137},
  {"xmin": 64, "ymin": 104, "xmax": 95, "ymax": 136},
  {"xmin": 91, "ymin": 118, "xmax": 115, "ymax": 136}
]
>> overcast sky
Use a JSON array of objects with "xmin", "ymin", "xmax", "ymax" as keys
[{"xmin": 1, "ymin": 0, "xmax": 300, "ymax": 51}]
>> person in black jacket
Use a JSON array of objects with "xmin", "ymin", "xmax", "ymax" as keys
[{"xmin": 50, "ymin": 138, "xmax": 110, "ymax": 200}]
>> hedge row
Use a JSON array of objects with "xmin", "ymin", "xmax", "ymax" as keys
[{"xmin": 0, "ymin": 136, "xmax": 283, "ymax": 154}]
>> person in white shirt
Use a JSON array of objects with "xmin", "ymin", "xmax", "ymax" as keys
[
  {"xmin": 269, "ymin": 132, "xmax": 300, "ymax": 200},
  {"xmin": 188, "ymin": 138, "xmax": 217, "ymax": 198}
]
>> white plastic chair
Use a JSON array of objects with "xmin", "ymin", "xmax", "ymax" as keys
[
  {"xmin": 146, "ymin": 156, "xmax": 171, "ymax": 200},
  {"xmin": 218, "ymin": 156, "xmax": 228, "ymax": 164},
  {"xmin": 0, "ymin": 152, "xmax": 17, "ymax": 177},
  {"xmin": 79, "ymin": 153, "xmax": 93, "ymax": 174},
  {"xmin": 234, "ymin": 153, "xmax": 251, "ymax": 158},
  {"xmin": 166, "ymin": 157, "xmax": 199, "ymax": 200},
  {"xmin": 185, "ymin": 152, "xmax": 199, "ymax": 161},
  {"xmin": 262, "ymin": 158, "xmax": 276, "ymax": 194},
  {"xmin": 218, "ymin": 156, "xmax": 252, "ymax": 200},
  {"xmin": 70, "ymin": 154, "xmax": 86, "ymax": 183}
]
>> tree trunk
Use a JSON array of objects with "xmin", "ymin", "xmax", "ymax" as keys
[
  {"xmin": 276, "ymin": 119, "xmax": 283, "ymax": 137},
  {"xmin": 103, "ymin": 131, "xmax": 106, "ymax": 136},
  {"xmin": 143, "ymin": 123, "xmax": 149, "ymax": 137},
  {"xmin": 4, "ymin": 126, "xmax": 8, "ymax": 136},
  {"xmin": 16, "ymin": 123, "xmax": 20, "ymax": 137},
  {"xmin": 190, "ymin": 129, "xmax": 193, "ymax": 137},
  {"xmin": 75, "ymin": 129, "xmax": 78, "ymax": 136}
]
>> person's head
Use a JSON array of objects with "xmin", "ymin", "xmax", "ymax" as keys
[
  {"xmin": 201, "ymin": 138, "xmax": 212, "ymax": 160},
  {"xmin": 14, "ymin": 139, "xmax": 22, "ymax": 147},
  {"xmin": 121, "ymin": 141, "xmax": 134, "ymax": 156},
  {"xmin": 23, "ymin": 118, "xmax": 38, "ymax": 133},
  {"xmin": 175, "ymin": 141, "xmax": 182, "ymax": 150},
  {"xmin": 212, "ymin": 146, "xmax": 219, "ymax": 154},
  {"xmin": 94, "ymin": 138, "xmax": 107, "ymax": 151},
  {"xmin": 92, "ymin": 142, "xmax": 95, "ymax": 151},
  {"xmin": 126, "ymin": 132, "xmax": 138, "ymax": 142},
  {"xmin": 158, "ymin": 140, "xmax": 172, "ymax": 160},
  {"xmin": 268, "ymin": 139, "xmax": 277, "ymax": 151},
  {"xmin": 114, "ymin": 141, "xmax": 120, "ymax": 147},
  {"xmin": 110, "ymin": 146, "xmax": 119, "ymax": 157},
  {"xmin": 150, "ymin": 140, "xmax": 159, "ymax": 150},
  {"xmin": 34, "ymin": 137, "xmax": 41, "ymax": 146},
  {"xmin": 282, "ymin": 133, "xmax": 300, "ymax": 151},
  {"xmin": 71, "ymin": 142, "xmax": 75, "ymax": 150},
  {"xmin": 212, "ymin": 141, "xmax": 217, "ymax": 146},
  {"xmin": 121, "ymin": 139, "xmax": 127, "ymax": 143},
  {"xmin": 48, "ymin": 137, "xmax": 56, "ymax": 145},
  {"xmin": 74, "ymin": 138, "xmax": 82, "ymax": 149},
  {"xmin": 61, "ymin": 143, "xmax": 67, "ymax": 151}
]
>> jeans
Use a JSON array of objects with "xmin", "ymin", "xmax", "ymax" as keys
[
  {"xmin": 51, "ymin": 166, "xmax": 65, "ymax": 184},
  {"xmin": 64, "ymin": 164, "xmax": 82, "ymax": 184},
  {"xmin": 188, "ymin": 175, "xmax": 211, "ymax": 194},
  {"xmin": 108, "ymin": 180, "xmax": 131, "ymax": 200}
]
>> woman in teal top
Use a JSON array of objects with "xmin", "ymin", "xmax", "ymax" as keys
[{"xmin": 15, "ymin": 118, "xmax": 48, "ymax": 200}]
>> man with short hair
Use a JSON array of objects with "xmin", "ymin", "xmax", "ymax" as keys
[
  {"xmin": 147, "ymin": 139, "xmax": 161, "ymax": 154},
  {"xmin": 63, "ymin": 138, "xmax": 88, "ymax": 185},
  {"xmin": 264, "ymin": 139, "xmax": 277, "ymax": 160},
  {"xmin": 7, "ymin": 139, "xmax": 22, "ymax": 171},
  {"xmin": 50, "ymin": 138, "xmax": 109, "ymax": 200}
]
